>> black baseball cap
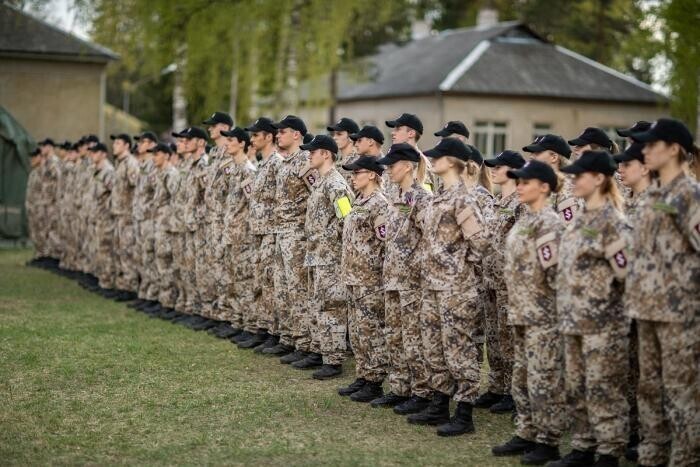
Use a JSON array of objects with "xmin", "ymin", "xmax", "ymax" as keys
[
  {"xmin": 220, "ymin": 127, "xmax": 251, "ymax": 145},
  {"xmin": 171, "ymin": 128, "xmax": 188, "ymax": 138},
  {"xmin": 617, "ymin": 121, "xmax": 651, "ymax": 137},
  {"xmin": 560, "ymin": 150, "xmax": 617, "ymax": 176},
  {"xmin": 38, "ymin": 138, "xmax": 55, "ymax": 146},
  {"xmin": 630, "ymin": 118, "xmax": 694, "ymax": 153},
  {"xmin": 484, "ymin": 150, "xmax": 526, "ymax": 169},
  {"xmin": 272, "ymin": 115, "xmax": 307, "ymax": 135},
  {"xmin": 424, "ymin": 138, "xmax": 471, "ymax": 162},
  {"xmin": 148, "ymin": 142, "xmax": 173, "ymax": 154},
  {"xmin": 522, "ymin": 134, "xmax": 572, "ymax": 158},
  {"xmin": 507, "ymin": 160, "xmax": 558, "ymax": 192},
  {"xmin": 376, "ymin": 143, "xmax": 421, "ymax": 165},
  {"xmin": 59, "ymin": 141, "xmax": 72, "ymax": 150},
  {"xmin": 568, "ymin": 127, "xmax": 613, "ymax": 149},
  {"xmin": 245, "ymin": 117, "xmax": 276, "ymax": 133},
  {"xmin": 350, "ymin": 125, "xmax": 384, "ymax": 145},
  {"xmin": 110, "ymin": 133, "xmax": 132, "ymax": 145},
  {"xmin": 434, "ymin": 121, "xmax": 469, "ymax": 138},
  {"xmin": 300, "ymin": 134, "xmax": 338, "ymax": 153},
  {"xmin": 84, "ymin": 134, "xmax": 100, "ymax": 144},
  {"xmin": 613, "ymin": 142, "xmax": 644, "ymax": 164},
  {"xmin": 134, "ymin": 131, "xmax": 158, "ymax": 142},
  {"xmin": 386, "ymin": 113, "xmax": 423, "ymax": 135},
  {"xmin": 202, "ymin": 111, "xmax": 233, "ymax": 127},
  {"xmin": 327, "ymin": 117, "xmax": 360, "ymax": 134},
  {"xmin": 182, "ymin": 127, "xmax": 208, "ymax": 140},
  {"xmin": 303, "ymin": 133, "xmax": 314, "ymax": 145},
  {"xmin": 342, "ymin": 156, "xmax": 384, "ymax": 176},
  {"xmin": 89, "ymin": 142, "xmax": 108, "ymax": 153}
]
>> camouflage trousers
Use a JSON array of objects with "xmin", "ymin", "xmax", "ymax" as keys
[
  {"xmin": 220, "ymin": 240, "xmax": 256, "ymax": 331},
  {"xmin": 348, "ymin": 284, "xmax": 387, "ymax": 383},
  {"xmin": 472, "ymin": 265, "xmax": 486, "ymax": 365},
  {"xmin": 154, "ymin": 225, "xmax": 178, "ymax": 309},
  {"xmin": 512, "ymin": 324, "xmax": 566, "ymax": 446},
  {"xmin": 384, "ymin": 290, "xmax": 432, "ymax": 398},
  {"xmin": 193, "ymin": 224, "xmax": 211, "ymax": 317},
  {"xmin": 273, "ymin": 230, "xmax": 308, "ymax": 349},
  {"xmin": 172, "ymin": 232, "xmax": 188, "ymax": 313},
  {"xmin": 183, "ymin": 229, "xmax": 200, "ymax": 314},
  {"xmin": 95, "ymin": 217, "xmax": 116, "ymax": 289},
  {"xmin": 627, "ymin": 321, "xmax": 639, "ymax": 438},
  {"xmin": 64, "ymin": 211, "xmax": 82, "ymax": 270},
  {"xmin": 564, "ymin": 329, "xmax": 629, "ymax": 457},
  {"xmin": 137, "ymin": 219, "xmax": 158, "ymax": 301},
  {"xmin": 27, "ymin": 207, "xmax": 42, "ymax": 258},
  {"xmin": 636, "ymin": 319, "xmax": 699, "ymax": 467},
  {"xmin": 484, "ymin": 280, "xmax": 514, "ymax": 395},
  {"xmin": 252, "ymin": 234, "xmax": 277, "ymax": 332},
  {"xmin": 420, "ymin": 288, "xmax": 481, "ymax": 403},
  {"xmin": 308, "ymin": 264, "xmax": 348, "ymax": 365},
  {"xmin": 113, "ymin": 216, "xmax": 139, "ymax": 292}
]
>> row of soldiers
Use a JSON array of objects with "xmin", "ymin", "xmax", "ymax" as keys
[{"xmin": 26, "ymin": 112, "xmax": 698, "ymax": 467}]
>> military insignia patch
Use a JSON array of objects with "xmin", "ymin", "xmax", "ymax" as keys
[
  {"xmin": 535, "ymin": 231, "xmax": 558, "ymax": 269},
  {"xmin": 558, "ymin": 198, "xmax": 578, "ymax": 223},
  {"xmin": 688, "ymin": 210, "xmax": 700, "ymax": 248},
  {"xmin": 374, "ymin": 214, "xmax": 387, "ymax": 241},
  {"xmin": 605, "ymin": 238, "xmax": 628, "ymax": 279},
  {"xmin": 240, "ymin": 177, "xmax": 253, "ymax": 198},
  {"xmin": 224, "ymin": 167, "xmax": 232, "ymax": 175}
]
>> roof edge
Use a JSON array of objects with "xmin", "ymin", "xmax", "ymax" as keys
[{"xmin": 0, "ymin": 50, "xmax": 117, "ymax": 63}]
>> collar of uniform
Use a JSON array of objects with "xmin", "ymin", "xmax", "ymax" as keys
[
  {"xmin": 258, "ymin": 151, "xmax": 278, "ymax": 168},
  {"xmin": 434, "ymin": 179, "xmax": 463, "ymax": 200},
  {"xmin": 355, "ymin": 189, "xmax": 380, "ymax": 206},
  {"xmin": 495, "ymin": 189, "xmax": 518, "ymax": 207},
  {"xmin": 282, "ymin": 149, "xmax": 304, "ymax": 163},
  {"xmin": 218, "ymin": 158, "xmax": 234, "ymax": 170},
  {"xmin": 655, "ymin": 171, "xmax": 688, "ymax": 196}
]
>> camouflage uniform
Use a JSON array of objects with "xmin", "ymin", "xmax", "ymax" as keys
[
  {"xmin": 201, "ymin": 145, "xmax": 227, "ymax": 317},
  {"xmin": 551, "ymin": 175, "xmax": 580, "ymax": 224},
  {"xmin": 273, "ymin": 149, "xmax": 315, "ymax": 350},
  {"xmin": 79, "ymin": 159, "xmax": 97, "ymax": 274},
  {"xmin": 184, "ymin": 153, "xmax": 209, "ymax": 314},
  {"xmin": 342, "ymin": 189, "xmax": 389, "ymax": 382},
  {"xmin": 25, "ymin": 162, "xmax": 43, "ymax": 257},
  {"xmin": 419, "ymin": 180, "xmax": 488, "ymax": 403},
  {"xmin": 171, "ymin": 157, "xmax": 195, "ymax": 313},
  {"xmin": 336, "ymin": 150, "xmax": 357, "ymax": 186},
  {"xmin": 557, "ymin": 202, "xmax": 631, "ymax": 458},
  {"xmin": 153, "ymin": 164, "xmax": 180, "ymax": 309},
  {"xmin": 383, "ymin": 181, "xmax": 433, "ymax": 398},
  {"xmin": 57, "ymin": 158, "xmax": 75, "ymax": 268},
  {"xmin": 482, "ymin": 190, "xmax": 523, "ymax": 396},
  {"xmin": 110, "ymin": 153, "xmax": 140, "ymax": 292},
  {"xmin": 41, "ymin": 153, "xmax": 62, "ymax": 258},
  {"xmin": 504, "ymin": 206, "xmax": 567, "ymax": 446},
  {"xmin": 626, "ymin": 173, "xmax": 699, "ymax": 467},
  {"xmin": 304, "ymin": 167, "xmax": 353, "ymax": 365},
  {"xmin": 133, "ymin": 159, "xmax": 158, "ymax": 300},
  {"xmin": 221, "ymin": 158, "xmax": 257, "ymax": 331},
  {"xmin": 92, "ymin": 161, "xmax": 116, "ymax": 289},
  {"xmin": 249, "ymin": 152, "xmax": 283, "ymax": 333}
]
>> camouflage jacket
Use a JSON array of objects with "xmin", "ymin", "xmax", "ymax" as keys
[
  {"xmin": 153, "ymin": 165, "xmax": 180, "ymax": 232},
  {"xmin": 483, "ymin": 190, "xmax": 524, "ymax": 285},
  {"xmin": 626, "ymin": 173, "xmax": 700, "ymax": 323},
  {"xmin": 80, "ymin": 161, "xmax": 97, "ymax": 224},
  {"xmin": 341, "ymin": 189, "xmax": 388, "ymax": 286},
  {"xmin": 304, "ymin": 168, "xmax": 353, "ymax": 267},
  {"xmin": 557, "ymin": 202, "xmax": 631, "ymax": 334},
  {"xmin": 623, "ymin": 187, "xmax": 650, "ymax": 227},
  {"xmin": 274, "ymin": 149, "xmax": 315, "ymax": 233},
  {"xmin": 420, "ymin": 180, "xmax": 489, "ymax": 291},
  {"xmin": 110, "ymin": 153, "xmax": 140, "ymax": 216},
  {"xmin": 132, "ymin": 158, "xmax": 156, "ymax": 222},
  {"xmin": 39, "ymin": 153, "xmax": 61, "ymax": 208},
  {"xmin": 550, "ymin": 175, "xmax": 581, "ymax": 225},
  {"xmin": 504, "ymin": 207, "xmax": 563, "ymax": 326},
  {"xmin": 93, "ymin": 161, "xmax": 115, "ymax": 221},
  {"xmin": 184, "ymin": 154, "xmax": 209, "ymax": 231},
  {"xmin": 468, "ymin": 184, "xmax": 495, "ymax": 262},
  {"xmin": 336, "ymin": 150, "xmax": 357, "ymax": 186},
  {"xmin": 222, "ymin": 159, "xmax": 257, "ymax": 250},
  {"xmin": 249, "ymin": 152, "xmax": 282, "ymax": 235},
  {"xmin": 382, "ymin": 181, "xmax": 432, "ymax": 290},
  {"xmin": 25, "ymin": 167, "xmax": 42, "ymax": 216},
  {"xmin": 170, "ymin": 158, "xmax": 193, "ymax": 233},
  {"xmin": 204, "ymin": 155, "xmax": 233, "ymax": 223}
]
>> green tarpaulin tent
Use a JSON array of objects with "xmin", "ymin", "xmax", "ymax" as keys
[{"xmin": 0, "ymin": 106, "xmax": 34, "ymax": 241}]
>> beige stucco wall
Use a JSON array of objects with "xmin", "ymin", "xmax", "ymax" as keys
[
  {"xmin": 0, "ymin": 57, "xmax": 107, "ymax": 143},
  {"xmin": 336, "ymin": 94, "xmax": 667, "ymax": 153}
]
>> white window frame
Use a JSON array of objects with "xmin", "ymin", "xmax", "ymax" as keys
[{"xmin": 474, "ymin": 121, "xmax": 508, "ymax": 157}]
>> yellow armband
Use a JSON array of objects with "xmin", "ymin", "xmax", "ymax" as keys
[{"xmin": 334, "ymin": 196, "xmax": 352, "ymax": 219}]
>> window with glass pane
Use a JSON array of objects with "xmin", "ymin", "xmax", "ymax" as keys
[
  {"xmin": 474, "ymin": 121, "xmax": 508, "ymax": 156},
  {"xmin": 533, "ymin": 123, "xmax": 551, "ymax": 141}
]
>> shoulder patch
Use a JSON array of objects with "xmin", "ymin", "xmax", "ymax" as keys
[
  {"xmin": 557, "ymin": 197, "xmax": 578, "ymax": 223},
  {"xmin": 688, "ymin": 208, "xmax": 700, "ymax": 251},
  {"xmin": 535, "ymin": 231, "xmax": 559, "ymax": 269},
  {"xmin": 241, "ymin": 177, "xmax": 253, "ymax": 198},
  {"xmin": 299, "ymin": 162, "xmax": 316, "ymax": 190},
  {"xmin": 604, "ymin": 237, "xmax": 628, "ymax": 279},
  {"xmin": 373, "ymin": 214, "xmax": 387, "ymax": 241},
  {"xmin": 457, "ymin": 205, "xmax": 482, "ymax": 239}
]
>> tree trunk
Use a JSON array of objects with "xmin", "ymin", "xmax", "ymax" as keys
[{"xmin": 172, "ymin": 44, "xmax": 188, "ymax": 131}]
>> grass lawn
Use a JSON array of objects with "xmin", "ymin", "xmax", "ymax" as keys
[{"xmin": 0, "ymin": 248, "xmax": 633, "ymax": 466}]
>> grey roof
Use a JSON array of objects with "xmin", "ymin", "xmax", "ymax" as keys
[
  {"xmin": 338, "ymin": 22, "xmax": 666, "ymax": 105},
  {"xmin": 0, "ymin": 3, "xmax": 118, "ymax": 63}
]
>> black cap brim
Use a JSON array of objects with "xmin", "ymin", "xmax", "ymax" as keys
[
  {"xmin": 559, "ymin": 164, "xmax": 587, "ymax": 175},
  {"xmin": 423, "ymin": 149, "xmax": 445, "ymax": 158},
  {"xmin": 613, "ymin": 153, "xmax": 636, "ymax": 163},
  {"xmin": 299, "ymin": 143, "xmax": 314, "ymax": 151},
  {"xmin": 630, "ymin": 129, "xmax": 659, "ymax": 144},
  {"xmin": 567, "ymin": 138, "xmax": 588, "ymax": 146},
  {"xmin": 385, "ymin": 120, "xmax": 398, "ymax": 128},
  {"xmin": 244, "ymin": 125, "xmax": 262, "ymax": 132},
  {"xmin": 202, "ymin": 118, "xmax": 217, "ymax": 125},
  {"xmin": 616, "ymin": 129, "xmax": 632, "ymax": 137},
  {"xmin": 349, "ymin": 133, "xmax": 360, "ymax": 141},
  {"xmin": 327, "ymin": 125, "xmax": 343, "ymax": 132},
  {"xmin": 434, "ymin": 129, "xmax": 450, "ymax": 137},
  {"xmin": 376, "ymin": 155, "xmax": 399, "ymax": 165},
  {"xmin": 483, "ymin": 157, "xmax": 502, "ymax": 167},
  {"xmin": 341, "ymin": 161, "xmax": 365, "ymax": 171},
  {"xmin": 522, "ymin": 144, "xmax": 545, "ymax": 153}
]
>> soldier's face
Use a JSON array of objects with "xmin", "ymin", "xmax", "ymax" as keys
[
  {"xmin": 489, "ymin": 165, "xmax": 510, "ymax": 185},
  {"xmin": 350, "ymin": 170, "xmax": 372, "ymax": 191},
  {"xmin": 642, "ymin": 140, "xmax": 676, "ymax": 171},
  {"xmin": 332, "ymin": 131, "xmax": 351, "ymax": 151},
  {"xmin": 225, "ymin": 137, "xmax": 243, "ymax": 154},
  {"xmin": 530, "ymin": 150, "xmax": 558, "ymax": 167},
  {"xmin": 516, "ymin": 178, "xmax": 548, "ymax": 204},
  {"xmin": 355, "ymin": 137, "xmax": 372, "ymax": 155},
  {"xmin": 391, "ymin": 126, "xmax": 411, "ymax": 144},
  {"xmin": 138, "ymin": 139, "xmax": 156, "ymax": 154},
  {"xmin": 388, "ymin": 160, "xmax": 411, "ymax": 184},
  {"xmin": 209, "ymin": 123, "xmax": 229, "ymax": 140},
  {"xmin": 154, "ymin": 151, "xmax": 167, "ymax": 166},
  {"xmin": 308, "ymin": 149, "xmax": 327, "ymax": 169},
  {"xmin": 617, "ymin": 160, "xmax": 648, "ymax": 187},
  {"xmin": 431, "ymin": 156, "xmax": 451, "ymax": 175},
  {"xmin": 571, "ymin": 144, "xmax": 592, "ymax": 161},
  {"xmin": 176, "ymin": 138, "xmax": 187, "ymax": 154},
  {"xmin": 572, "ymin": 172, "xmax": 603, "ymax": 199},
  {"xmin": 112, "ymin": 139, "xmax": 127, "ymax": 156},
  {"xmin": 276, "ymin": 128, "xmax": 298, "ymax": 150},
  {"xmin": 39, "ymin": 145, "xmax": 52, "ymax": 156}
]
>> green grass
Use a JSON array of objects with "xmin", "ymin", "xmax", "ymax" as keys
[{"xmin": 0, "ymin": 249, "xmax": 630, "ymax": 466}]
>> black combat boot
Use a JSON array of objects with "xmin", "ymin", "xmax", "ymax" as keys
[
  {"xmin": 280, "ymin": 350, "xmax": 307, "ymax": 364},
  {"xmin": 338, "ymin": 378, "xmax": 366, "ymax": 396},
  {"xmin": 492, "ymin": 435, "xmax": 538, "ymax": 457},
  {"xmin": 545, "ymin": 449, "xmax": 594, "ymax": 467},
  {"xmin": 263, "ymin": 343, "xmax": 294, "ymax": 356},
  {"xmin": 349, "ymin": 381, "xmax": 383, "ymax": 402},
  {"xmin": 238, "ymin": 331, "xmax": 268, "ymax": 348},
  {"xmin": 115, "ymin": 291, "xmax": 137, "ymax": 302},
  {"xmin": 406, "ymin": 392, "xmax": 450, "ymax": 426},
  {"xmin": 291, "ymin": 352, "xmax": 322, "ymax": 369},
  {"xmin": 489, "ymin": 394, "xmax": 515, "ymax": 414},
  {"xmin": 592, "ymin": 454, "xmax": 618, "ymax": 467},
  {"xmin": 213, "ymin": 324, "xmax": 240, "ymax": 339},
  {"xmin": 254, "ymin": 334, "xmax": 278, "ymax": 353},
  {"xmin": 158, "ymin": 308, "xmax": 181, "ymax": 320},
  {"xmin": 436, "ymin": 401, "xmax": 474, "ymax": 437},
  {"xmin": 394, "ymin": 395, "xmax": 431, "ymax": 415},
  {"xmin": 473, "ymin": 391, "xmax": 504, "ymax": 409},
  {"xmin": 370, "ymin": 393, "xmax": 408, "ymax": 408},
  {"xmin": 312, "ymin": 364, "xmax": 342, "ymax": 380},
  {"xmin": 231, "ymin": 330, "xmax": 253, "ymax": 343},
  {"xmin": 520, "ymin": 443, "xmax": 560, "ymax": 465}
]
